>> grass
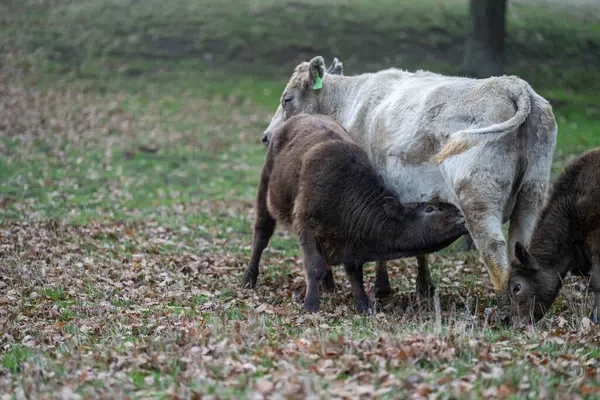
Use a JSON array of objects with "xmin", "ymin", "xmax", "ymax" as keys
[{"xmin": 0, "ymin": 0, "xmax": 599, "ymax": 398}]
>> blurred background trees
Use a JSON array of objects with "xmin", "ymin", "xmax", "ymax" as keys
[{"xmin": 464, "ymin": 0, "xmax": 508, "ymax": 78}]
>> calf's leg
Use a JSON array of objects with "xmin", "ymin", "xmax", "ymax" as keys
[
  {"xmin": 376, "ymin": 256, "xmax": 435, "ymax": 299},
  {"xmin": 298, "ymin": 229, "xmax": 327, "ymax": 312},
  {"xmin": 243, "ymin": 187, "xmax": 276, "ymax": 289},
  {"xmin": 343, "ymin": 261, "xmax": 371, "ymax": 315},
  {"xmin": 374, "ymin": 260, "xmax": 393, "ymax": 298},
  {"xmin": 322, "ymin": 266, "xmax": 336, "ymax": 293}
]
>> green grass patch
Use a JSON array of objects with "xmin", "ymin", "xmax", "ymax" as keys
[
  {"xmin": 2, "ymin": 346, "xmax": 32, "ymax": 374},
  {"xmin": 1, "ymin": 0, "xmax": 599, "ymax": 398}
]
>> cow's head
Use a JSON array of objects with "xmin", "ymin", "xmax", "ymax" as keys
[{"xmin": 261, "ymin": 56, "xmax": 343, "ymax": 145}]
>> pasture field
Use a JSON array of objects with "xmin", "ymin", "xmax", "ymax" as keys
[{"xmin": 1, "ymin": 0, "xmax": 600, "ymax": 398}]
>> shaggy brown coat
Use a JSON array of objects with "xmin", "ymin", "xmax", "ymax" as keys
[
  {"xmin": 244, "ymin": 113, "xmax": 467, "ymax": 314},
  {"xmin": 507, "ymin": 147, "xmax": 600, "ymax": 325}
]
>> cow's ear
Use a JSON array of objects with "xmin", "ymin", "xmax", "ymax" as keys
[
  {"xmin": 308, "ymin": 56, "xmax": 325, "ymax": 90},
  {"xmin": 326, "ymin": 57, "xmax": 343, "ymax": 75}
]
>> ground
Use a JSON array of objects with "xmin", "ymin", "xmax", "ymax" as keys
[{"xmin": 1, "ymin": 0, "xmax": 600, "ymax": 398}]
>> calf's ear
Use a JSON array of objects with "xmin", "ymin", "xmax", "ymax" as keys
[
  {"xmin": 383, "ymin": 196, "xmax": 404, "ymax": 219},
  {"xmin": 308, "ymin": 56, "xmax": 326, "ymax": 90},
  {"xmin": 514, "ymin": 241, "xmax": 538, "ymax": 271}
]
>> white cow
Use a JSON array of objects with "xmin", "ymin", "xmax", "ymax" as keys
[{"xmin": 261, "ymin": 56, "xmax": 557, "ymax": 298}]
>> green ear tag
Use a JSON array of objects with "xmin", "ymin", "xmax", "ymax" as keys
[{"xmin": 312, "ymin": 75, "xmax": 323, "ymax": 90}]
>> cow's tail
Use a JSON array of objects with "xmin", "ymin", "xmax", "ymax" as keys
[{"xmin": 430, "ymin": 80, "xmax": 532, "ymax": 165}]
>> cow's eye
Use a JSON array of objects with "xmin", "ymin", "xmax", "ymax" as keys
[{"xmin": 283, "ymin": 96, "xmax": 293, "ymax": 106}]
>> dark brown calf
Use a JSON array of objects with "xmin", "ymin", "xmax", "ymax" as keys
[
  {"xmin": 507, "ymin": 147, "xmax": 600, "ymax": 325},
  {"xmin": 244, "ymin": 113, "xmax": 468, "ymax": 314}
]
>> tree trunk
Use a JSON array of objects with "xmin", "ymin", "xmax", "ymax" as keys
[{"xmin": 463, "ymin": 0, "xmax": 507, "ymax": 78}]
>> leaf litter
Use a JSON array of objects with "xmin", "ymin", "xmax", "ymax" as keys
[{"xmin": 0, "ymin": 54, "xmax": 599, "ymax": 399}]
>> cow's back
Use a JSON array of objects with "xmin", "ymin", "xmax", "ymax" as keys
[
  {"xmin": 337, "ymin": 70, "xmax": 551, "ymax": 210},
  {"xmin": 366, "ymin": 74, "xmax": 527, "ymax": 165}
]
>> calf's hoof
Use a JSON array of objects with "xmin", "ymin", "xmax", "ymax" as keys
[
  {"xmin": 242, "ymin": 270, "xmax": 258, "ymax": 289},
  {"xmin": 355, "ymin": 299, "xmax": 372, "ymax": 316},
  {"xmin": 303, "ymin": 297, "xmax": 320, "ymax": 313},
  {"xmin": 321, "ymin": 269, "xmax": 336, "ymax": 293},
  {"xmin": 374, "ymin": 282, "xmax": 393, "ymax": 299}
]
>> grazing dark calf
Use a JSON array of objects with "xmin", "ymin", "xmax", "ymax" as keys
[
  {"xmin": 243, "ymin": 113, "xmax": 468, "ymax": 314},
  {"xmin": 507, "ymin": 147, "xmax": 600, "ymax": 326}
]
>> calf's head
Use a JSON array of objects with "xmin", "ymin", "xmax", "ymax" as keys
[
  {"xmin": 387, "ymin": 198, "xmax": 468, "ymax": 251},
  {"xmin": 506, "ymin": 242, "xmax": 560, "ymax": 327},
  {"xmin": 262, "ymin": 56, "xmax": 343, "ymax": 145}
]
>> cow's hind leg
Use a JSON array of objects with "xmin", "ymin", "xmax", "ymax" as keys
[
  {"xmin": 507, "ymin": 96, "xmax": 557, "ymax": 266},
  {"xmin": 416, "ymin": 255, "xmax": 435, "ymax": 299},
  {"xmin": 454, "ymin": 179, "xmax": 509, "ymax": 292},
  {"xmin": 459, "ymin": 234, "xmax": 477, "ymax": 252},
  {"xmin": 507, "ymin": 182, "xmax": 545, "ymax": 267},
  {"xmin": 469, "ymin": 217, "xmax": 507, "ymax": 291}
]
